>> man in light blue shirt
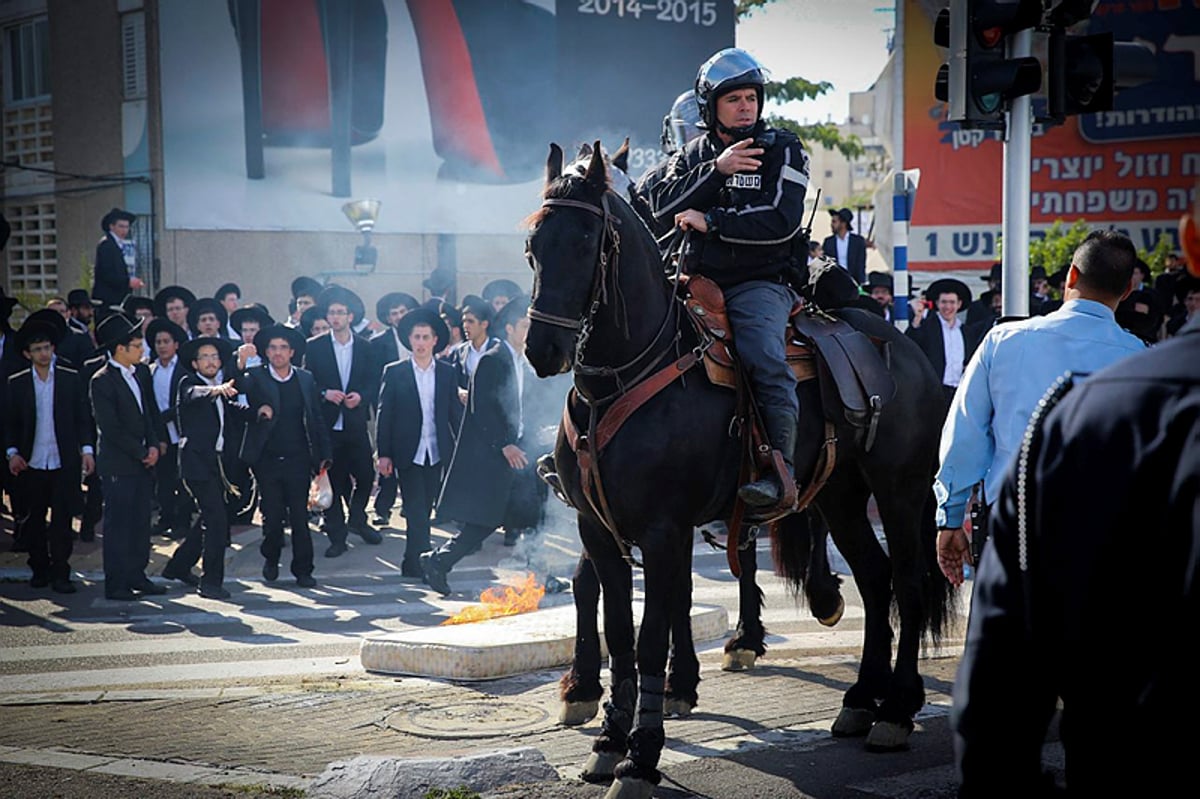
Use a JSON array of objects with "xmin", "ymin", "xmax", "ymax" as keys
[{"xmin": 935, "ymin": 230, "xmax": 1146, "ymax": 585}]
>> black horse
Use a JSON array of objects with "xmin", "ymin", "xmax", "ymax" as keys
[{"xmin": 525, "ymin": 143, "xmax": 952, "ymax": 798}]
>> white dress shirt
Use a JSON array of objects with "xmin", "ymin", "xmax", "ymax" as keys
[
  {"xmin": 108, "ymin": 358, "xmax": 144, "ymax": 412},
  {"xmin": 938, "ymin": 314, "xmax": 965, "ymax": 388},
  {"xmin": 835, "ymin": 232, "xmax": 850, "ymax": 269},
  {"xmin": 504, "ymin": 340, "xmax": 526, "ymax": 440},
  {"xmin": 331, "ymin": 334, "xmax": 354, "ymax": 431},
  {"xmin": 412, "ymin": 358, "xmax": 439, "ymax": 466},
  {"xmin": 29, "ymin": 368, "xmax": 62, "ymax": 470},
  {"xmin": 152, "ymin": 355, "xmax": 179, "ymax": 443},
  {"xmin": 465, "ymin": 340, "xmax": 488, "ymax": 378}
]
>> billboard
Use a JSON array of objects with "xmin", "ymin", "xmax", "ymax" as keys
[
  {"xmin": 903, "ymin": 0, "xmax": 1199, "ymax": 271},
  {"xmin": 158, "ymin": 0, "xmax": 732, "ymax": 234}
]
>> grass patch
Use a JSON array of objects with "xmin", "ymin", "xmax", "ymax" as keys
[
  {"xmin": 219, "ymin": 783, "xmax": 306, "ymax": 798},
  {"xmin": 424, "ymin": 788, "xmax": 482, "ymax": 799}
]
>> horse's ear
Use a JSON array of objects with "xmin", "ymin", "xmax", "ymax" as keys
[
  {"xmin": 584, "ymin": 139, "xmax": 606, "ymax": 191},
  {"xmin": 577, "ymin": 142, "xmax": 593, "ymax": 160},
  {"xmin": 546, "ymin": 143, "xmax": 563, "ymax": 184},
  {"xmin": 612, "ymin": 138, "xmax": 630, "ymax": 173}
]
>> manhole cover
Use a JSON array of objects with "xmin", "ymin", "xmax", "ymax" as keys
[{"xmin": 385, "ymin": 699, "xmax": 552, "ymax": 739}]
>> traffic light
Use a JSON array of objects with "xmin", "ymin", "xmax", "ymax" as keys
[
  {"xmin": 1048, "ymin": 30, "xmax": 1158, "ymax": 117},
  {"xmin": 933, "ymin": 0, "xmax": 1044, "ymax": 129}
]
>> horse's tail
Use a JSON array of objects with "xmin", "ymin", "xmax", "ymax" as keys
[
  {"xmin": 769, "ymin": 510, "xmax": 815, "ymax": 599},
  {"xmin": 921, "ymin": 486, "xmax": 957, "ymax": 644}
]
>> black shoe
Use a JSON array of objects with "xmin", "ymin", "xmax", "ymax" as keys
[
  {"xmin": 263, "ymin": 561, "xmax": 279, "ymax": 582},
  {"xmin": 162, "ymin": 566, "xmax": 200, "ymax": 587},
  {"xmin": 198, "ymin": 584, "xmax": 232, "ymax": 600},
  {"xmin": 400, "ymin": 561, "xmax": 424, "ymax": 579},
  {"xmin": 738, "ymin": 475, "xmax": 783, "ymax": 508},
  {"xmin": 372, "ymin": 514, "xmax": 389, "ymax": 528},
  {"xmin": 352, "ymin": 526, "xmax": 382, "ymax": 545},
  {"xmin": 295, "ymin": 574, "xmax": 317, "ymax": 588},
  {"xmin": 503, "ymin": 529, "xmax": 522, "ymax": 547},
  {"xmin": 78, "ymin": 528, "xmax": 95, "ymax": 543},
  {"xmin": 132, "ymin": 579, "xmax": 167, "ymax": 596},
  {"xmin": 324, "ymin": 541, "xmax": 348, "ymax": 558},
  {"xmin": 51, "ymin": 579, "xmax": 78, "ymax": 594},
  {"xmin": 29, "ymin": 573, "xmax": 49, "ymax": 589},
  {"xmin": 419, "ymin": 552, "xmax": 452, "ymax": 596},
  {"xmin": 105, "ymin": 588, "xmax": 138, "ymax": 601},
  {"xmin": 10, "ymin": 539, "xmax": 28, "ymax": 553}
]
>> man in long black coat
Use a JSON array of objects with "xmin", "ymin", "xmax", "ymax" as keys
[
  {"xmin": 368, "ymin": 291, "xmax": 419, "ymax": 525},
  {"xmin": 375, "ymin": 309, "xmax": 460, "ymax": 578},
  {"xmin": 5, "ymin": 318, "xmax": 94, "ymax": 593},
  {"xmin": 421, "ymin": 312, "xmax": 523, "ymax": 596},
  {"xmin": 92, "ymin": 208, "xmax": 144, "ymax": 314}
]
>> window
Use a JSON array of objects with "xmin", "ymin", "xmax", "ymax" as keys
[
  {"xmin": 4, "ymin": 17, "xmax": 50, "ymax": 103},
  {"xmin": 122, "ymin": 12, "xmax": 147, "ymax": 100},
  {"xmin": 2, "ymin": 201, "xmax": 58, "ymax": 300},
  {"xmin": 824, "ymin": 170, "xmax": 833, "ymax": 179}
]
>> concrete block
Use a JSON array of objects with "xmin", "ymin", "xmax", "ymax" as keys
[
  {"xmin": 360, "ymin": 602, "xmax": 728, "ymax": 680},
  {"xmin": 308, "ymin": 749, "xmax": 558, "ymax": 799},
  {"xmin": 0, "ymin": 748, "xmax": 116, "ymax": 770}
]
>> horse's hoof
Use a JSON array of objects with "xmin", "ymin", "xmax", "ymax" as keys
[
  {"xmin": 831, "ymin": 706, "xmax": 876, "ymax": 737},
  {"xmin": 721, "ymin": 649, "xmax": 757, "ymax": 671},
  {"xmin": 559, "ymin": 699, "xmax": 600, "ymax": 726},
  {"xmin": 581, "ymin": 750, "xmax": 623, "ymax": 783},
  {"xmin": 663, "ymin": 697, "xmax": 695, "ymax": 717},
  {"xmin": 816, "ymin": 596, "xmax": 845, "ymax": 627},
  {"xmin": 865, "ymin": 720, "xmax": 912, "ymax": 752},
  {"xmin": 603, "ymin": 777, "xmax": 657, "ymax": 799}
]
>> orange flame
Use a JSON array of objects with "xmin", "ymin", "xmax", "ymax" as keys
[{"xmin": 442, "ymin": 573, "xmax": 546, "ymax": 625}]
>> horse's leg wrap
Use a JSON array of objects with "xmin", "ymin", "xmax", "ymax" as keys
[
  {"xmin": 635, "ymin": 673, "xmax": 666, "ymax": 732},
  {"xmin": 594, "ymin": 671, "xmax": 637, "ymax": 754},
  {"xmin": 620, "ymin": 674, "xmax": 667, "ymax": 782}
]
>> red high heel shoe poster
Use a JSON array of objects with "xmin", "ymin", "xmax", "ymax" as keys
[{"xmin": 159, "ymin": 0, "xmax": 732, "ymax": 235}]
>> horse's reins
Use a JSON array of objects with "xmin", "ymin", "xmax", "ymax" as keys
[{"xmin": 529, "ymin": 190, "xmax": 708, "ymax": 565}]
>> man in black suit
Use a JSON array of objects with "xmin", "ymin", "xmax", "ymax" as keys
[
  {"xmin": 368, "ymin": 291, "xmax": 419, "ymax": 526},
  {"xmin": 822, "ymin": 207, "xmax": 868, "ymax": 285},
  {"xmin": 303, "ymin": 286, "xmax": 381, "ymax": 556},
  {"xmin": 907, "ymin": 278, "xmax": 985, "ymax": 417},
  {"xmin": 146, "ymin": 318, "xmax": 190, "ymax": 539},
  {"xmin": 162, "ymin": 337, "xmax": 241, "ymax": 599},
  {"xmin": 188, "ymin": 298, "xmax": 230, "ymax": 341},
  {"xmin": 154, "ymin": 285, "xmax": 197, "ymax": 340},
  {"xmin": 92, "ymin": 208, "xmax": 144, "ymax": 315},
  {"xmin": 90, "ymin": 314, "xmax": 169, "ymax": 601},
  {"xmin": 422, "ymin": 304, "xmax": 523, "ymax": 596},
  {"xmin": 242, "ymin": 325, "xmax": 331, "ymax": 588},
  {"xmin": 376, "ymin": 309, "xmax": 461, "ymax": 577},
  {"xmin": 5, "ymin": 316, "xmax": 94, "ymax": 593},
  {"xmin": 444, "ymin": 295, "xmax": 501, "ymax": 391}
]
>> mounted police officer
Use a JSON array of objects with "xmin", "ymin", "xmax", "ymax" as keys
[{"xmin": 648, "ymin": 48, "xmax": 811, "ymax": 509}]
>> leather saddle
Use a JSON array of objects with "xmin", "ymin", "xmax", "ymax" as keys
[{"xmin": 681, "ymin": 274, "xmax": 895, "ymax": 451}]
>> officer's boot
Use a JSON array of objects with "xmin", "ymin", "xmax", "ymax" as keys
[{"xmin": 738, "ymin": 410, "xmax": 798, "ymax": 509}]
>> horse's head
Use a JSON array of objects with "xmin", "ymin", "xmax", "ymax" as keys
[{"xmin": 524, "ymin": 141, "xmax": 617, "ymax": 378}]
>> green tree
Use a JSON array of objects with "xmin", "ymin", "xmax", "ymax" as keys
[{"xmin": 737, "ymin": 2, "xmax": 865, "ymax": 159}]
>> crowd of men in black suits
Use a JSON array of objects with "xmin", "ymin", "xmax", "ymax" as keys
[{"xmin": 1, "ymin": 208, "xmax": 566, "ymax": 601}]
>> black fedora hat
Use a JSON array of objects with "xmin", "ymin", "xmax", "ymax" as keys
[
  {"xmin": 291, "ymin": 275, "xmax": 323, "ymax": 300},
  {"xmin": 187, "ymin": 297, "xmax": 229, "ymax": 334},
  {"xmin": 122, "ymin": 295, "xmax": 156, "ymax": 317},
  {"xmin": 459, "ymin": 294, "xmax": 492, "ymax": 322},
  {"xmin": 375, "ymin": 291, "xmax": 419, "ymax": 324},
  {"xmin": 154, "ymin": 285, "xmax": 197, "ymax": 317},
  {"xmin": 317, "ymin": 284, "xmax": 365, "ymax": 322},
  {"xmin": 299, "ymin": 306, "xmax": 326, "ymax": 337},
  {"xmin": 396, "ymin": 306, "xmax": 451, "ymax": 352},
  {"xmin": 179, "ymin": 335, "xmax": 235, "ymax": 371},
  {"xmin": 67, "ymin": 288, "xmax": 103, "ymax": 308},
  {"xmin": 1175, "ymin": 274, "xmax": 1200, "ymax": 304},
  {"xmin": 144, "ymin": 317, "xmax": 187, "ymax": 347},
  {"xmin": 1029, "ymin": 265, "xmax": 1048, "ymax": 281},
  {"xmin": 422, "ymin": 266, "xmax": 455, "ymax": 296},
  {"xmin": 255, "ymin": 323, "xmax": 307, "ymax": 364},
  {"xmin": 95, "ymin": 312, "xmax": 142, "ymax": 350},
  {"xmin": 829, "ymin": 207, "xmax": 854, "ymax": 229},
  {"xmin": 482, "ymin": 279, "xmax": 523, "ymax": 302},
  {"xmin": 981, "ymin": 262, "xmax": 1002, "ymax": 283},
  {"xmin": 493, "ymin": 294, "xmax": 530, "ymax": 331},
  {"xmin": 100, "ymin": 207, "xmax": 136, "ymax": 233},
  {"xmin": 862, "ymin": 272, "xmax": 894, "ymax": 292},
  {"xmin": 230, "ymin": 304, "xmax": 274, "ymax": 334},
  {"xmin": 925, "ymin": 278, "xmax": 972, "ymax": 308},
  {"xmin": 425, "ymin": 298, "xmax": 462, "ymax": 330},
  {"xmin": 17, "ymin": 309, "xmax": 68, "ymax": 350}
]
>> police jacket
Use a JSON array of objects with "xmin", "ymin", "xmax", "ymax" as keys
[{"xmin": 648, "ymin": 121, "xmax": 810, "ymax": 288}]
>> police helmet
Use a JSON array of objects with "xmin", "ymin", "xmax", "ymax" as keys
[
  {"xmin": 695, "ymin": 48, "xmax": 768, "ymax": 135},
  {"xmin": 660, "ymin": 90, "xmax": 702, "ymax": 154}
]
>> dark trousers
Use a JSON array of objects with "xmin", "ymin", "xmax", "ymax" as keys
[
  {"xmin": 18, "ymin": 468, "xmax": 76, "ymax": 581},
  {"xmin": 396, "ymin": 461, "xmax": 440, "ymax": 566},
  {"xmin": 154, "ymin": 442, "xmax": 191, "ymax": 534},
  {"xmin": 168, "ymin": 477, "xmax": 228, "ymax": 588},
  {"xmin": 256, "ymin": 455, "xmax": 314, "ymax": 578},
  {"xmin": 373, "ymin": 472, "xmax": 399, "ymax": 518},
  {"xmin": 81, "ymin": 471, "xmax": 103, "ymax": 534},
  {"xmin": 101, "ymin": 471, "xmax": 154, "ymax": 593},
  {"xmin": 725, "ymin": 280, "xmax": 800, "ymax": 417},
  {"xmin": 941, "ymin": 384, "xmax": 958, "ymax": 423},
  {"xmin": 433, "ymin": 521, "xmax": 495, "ymax": 572},
  {"xmin": 324, "ymin": 428, "xmax": 374, "ymax": 541}
]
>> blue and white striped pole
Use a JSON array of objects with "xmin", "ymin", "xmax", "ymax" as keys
[{"xmin": 893, "ymin": 171, "xmax": 911, "ymax": 331}]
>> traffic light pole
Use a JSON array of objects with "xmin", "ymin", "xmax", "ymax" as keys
[{"xmin": 1001, "ymin": 28, "xmax": 1032, "ymax": 318}]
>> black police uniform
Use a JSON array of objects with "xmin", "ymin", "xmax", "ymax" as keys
[
  {"xmin": 952, "ymin": 314, "xmax": 1200, "ymax": 796},
  {"xmin": 648, "ymin": 120, "xmax": 809, "ymax": 460}
]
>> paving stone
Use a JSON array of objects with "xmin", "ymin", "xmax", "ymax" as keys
[
  {"xmin": 309, "ymin": 749, "xmax": 559, "ymax": 799},
  {"xmin": 0, "ymin": 748, "xmax": 116, "ymax": 770}
]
